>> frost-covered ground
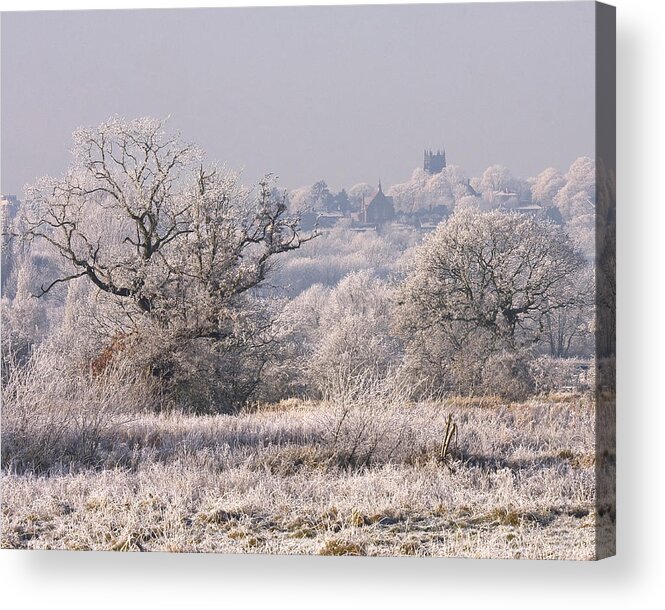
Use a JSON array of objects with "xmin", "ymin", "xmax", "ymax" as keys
[{"xmin": 1, "ymin": 396, "xmax": 601, "ymax": 559}]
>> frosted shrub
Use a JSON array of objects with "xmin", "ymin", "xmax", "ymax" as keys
[
  {"xmin": 107, "ymin": 307, "xmax": 276, "ymax": 415},
  {"xmin": 320, "ymin": 370, "xmax": 448, "ymax": 469},
  {"xmin": 1, "ymin": 341, "xmax": 151, "ymax": 473},
  {"xmin": 397, "ymin": 325, "xmax": 499, "ymax": 398},
  {"xmin": 321, "ymin": 372, "xmax": 412, "ymax": 468},
  {"xmin": 480, "ymin": 350, "xmax": 535, "ymax": 401},
  {"xmin": 530, "ymin": 356, "xmax": 594, "ymax": 394}
]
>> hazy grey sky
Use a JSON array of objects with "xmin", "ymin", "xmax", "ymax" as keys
[{"xmin": 1, "ymin": 2, "xmax": 595, "ymax": 194}]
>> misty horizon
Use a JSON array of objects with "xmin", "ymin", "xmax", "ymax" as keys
[{"xmin": 1, "ymin": 2, "xmax": 595, "ymax": 195}]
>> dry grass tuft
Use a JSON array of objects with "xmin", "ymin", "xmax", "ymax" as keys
[
  {"xmin": 447, "ymin": 395, "xmax": 503, "ymax": 409},
  {"xmin": 349, "ymin": 510, "xmax": 371, "ymax": 527},
  {"xmin": 253, "ymin": 445, "xmax": 325, "ymax": 476},
  {"xmin": 399, "ymin": 540, "xmax": 420, "ymax": 555},
  {"xmin": 319, "ymin": 539, "xmax": 366, "ymax": 556},
  {"xmin": 485, "ymin": 508, "xmax": 522, "ymax": 527}
]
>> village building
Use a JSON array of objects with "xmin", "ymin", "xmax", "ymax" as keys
[
  {"xmin": 358, "ymin": 180, "xmax": 395, "ymax": 226},
  {"xmin": 491, "ymin": 187, "xmax": 521, "ymax": 209}
]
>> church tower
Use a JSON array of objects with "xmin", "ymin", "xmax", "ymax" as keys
[{"xmin": 424, "ymin": 149, "xmax": 447, "ymax": 174}]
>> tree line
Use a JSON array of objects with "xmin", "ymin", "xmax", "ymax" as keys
[{"xmin": 2, "ymin": 117, "xmax": 595, "ymax": 412}]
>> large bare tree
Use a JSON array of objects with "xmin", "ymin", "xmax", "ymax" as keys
[
  {"xmin": 11, "ymin": 117, "xmax": 316, "ymax": 410},
  {"xmin": 398, "ymin": 209, "xmax": 588, "ymax": 391},
  {"xmin": 401, "ymin": 209, "xmax": 586, "ymax": 343},
  {"xmin": 17, "ymin": 117, "xmax": 314, "ymax": 341}
]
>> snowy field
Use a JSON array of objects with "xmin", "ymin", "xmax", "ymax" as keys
[{"xmin": 2, "ymin": 394, "xmax": 605, "ymax": 559}]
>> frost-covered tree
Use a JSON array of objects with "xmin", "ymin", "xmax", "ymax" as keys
[
  {"xmin": 309, "ymin": 271, "xmax": 401, "ymax": 396},
  {"xmin": 331, "ymin": 189, "xmax": 352, "ymax": 214},
  {"xmin": 554, "ymin": 157, "xmax": 596, "ymax": 221},
  {"xmin": 551, "ymin": 157, "xmax": 596, "ymax": 259},
  {"xmin": 478, "ymin": 164, "xmax": 515, "ymax": 194},
  {"xmin": 347, "ymin": 183, "xmax": 374, "ymax": 209},
  {"xmin": 267, "ymin": 272, "xmax": 400, "ymax": 399},
  {"xmin": 17, "ymin": 117, "xmax": 311, "ymax": 333},
  {"xmin": 402, "ymin": 209, "xmax": 586, "ymax": 343},
  {"xmin": 1, "ymin": 256, "xmax": 50, "ymax": 375},
  {"xmin": 13, "ymin": 117, "xmax": 314, "ymax": 410},
  {"xmin": 288, "ymin": 180, "xmax": 334, "ymax": 214},
  {"xmin": 540, "ymin": 266, "xmax": 594, "ymax": 358},
  {"xmin": 398, "ymin": 209, "xmax": 587, "ymax": 393},
  {"xmin": 386, "ymin": 165, "xmax": 480, "ymax": 214},
  {"xmin": 531, "ymin": 167, "xmax": 566, "ymax": 207},
  {"xmin": 454, "ymin": 194, "xmax": 484, "ymax": 213},
  {"xmin": 259, "ymin": 284, "xmax": 331, "ymax": 400}
]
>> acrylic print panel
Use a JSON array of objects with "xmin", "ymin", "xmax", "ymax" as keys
[{"xmin": 0, "ymin": 2, "xmax": 615, "ymax": 559}]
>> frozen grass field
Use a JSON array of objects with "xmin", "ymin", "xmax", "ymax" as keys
[{"xmin": 1, "ymin": 394, "xmax": 604, "ymax": 559}]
